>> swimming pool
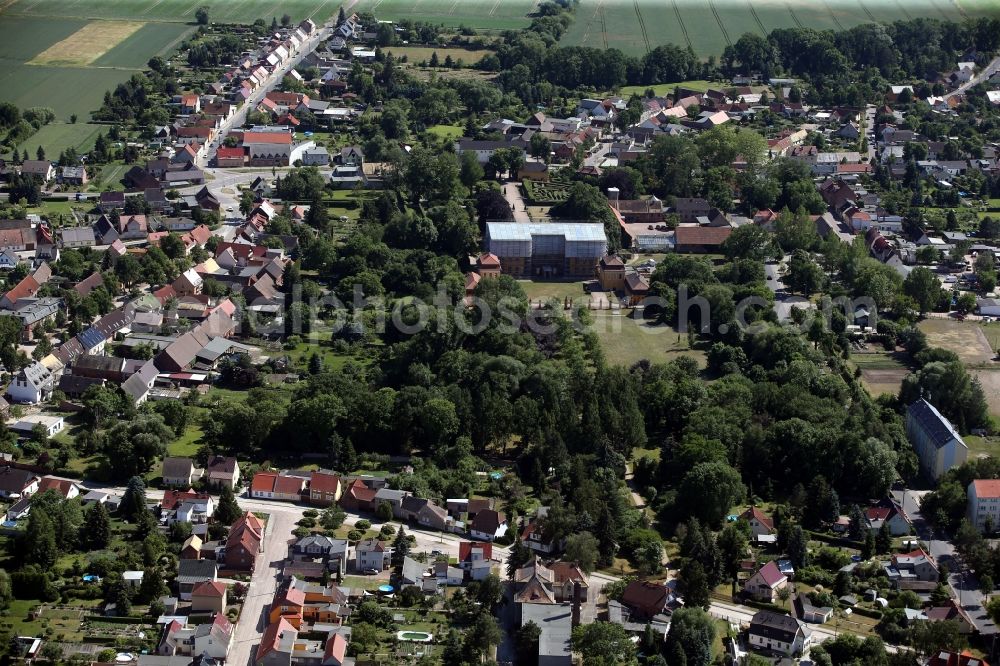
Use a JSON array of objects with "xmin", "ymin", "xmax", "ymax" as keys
[{"xmin": 397, "ymin": 631, "xmax": 433, "ymax": 642}]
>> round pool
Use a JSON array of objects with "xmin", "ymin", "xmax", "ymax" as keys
[
  {"xmin": 115, "ymin": 653, "xmax": 135, "ymax": 663},
  {"xmin": 378, "ymin": 584, "xmax": 394, "ymax": 593},
  {"xmin": 397, "ymin": 631, "xmax": 433, "ymax": 642}
]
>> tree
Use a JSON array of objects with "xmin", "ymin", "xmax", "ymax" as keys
[
  {"xmin": 36, "ymin": 145, "xmax": 45, "ymax": 161},
  {"xmin": 875, "ymin": 521, "xmax": 892, "ymax": 554},
  {"xmin": 120, "ymin": 476, "xmax": 147, "ymax": 521},
  {"xmin": 375, "ymin": 500, "xmax": 393, "ymax": 522},
  {"xmin": 138, "ymin": 566, "xmax": 167, "ymax": 603},
  {"xmin": 195, "ymin": 6, "xmax": 209, "ymax": 24},
  {"xmin": 787, "ymin": 524, "xmax": 809, "ymax": 569},
  {"xmin": 83, "ymin": 502, "xmax": 111, "ymax": 550},
  {"xmin": 23, "ymin": 510, "xmax": 57, "ymax": 569},
  {"xmin": 215, "ymin": 484, "xmax": 242, "ymax": 525},
  {"xmin": 680, "ymin": 559, "xmax": 710, "ymax": 610},
  {"xmin": 848, "ymin": 504, "xmax": 866, "ymax": 541},
  {"xmin": 507, "ymin": 534, "xmax": 531, "ymax": 579},
  {"xmin": 678, "ymin": 462, "xmax": 746, "ymax": 528},
  {"xmin": 721, "ymin": 223, "xmax": 777, "ymax": 261},
  {"xmin": 459, "ymin": 151, "xmax": 484, "ymax": 188},
  {"xmin": 786, "ymin": 249, "xmax": 825, "ymax": 296},
  {"xmin": 904, "ymin": 266, "xmax": 945, "ymax": 314},
  {"xmin": 564, "ymin": 532, "xmax": 599, "ymax": 573},
  {"xmin": 109, "ymin": 578, "xmax": 132, "ymax": 616},
  {"xmin": 391, "ymin": 525, "xmax": 409, "ymax": 570},
  {"xmin": 571, "ymin": 622, "xmax": 636, "ymax": 666},
  {"xmin": 463, "ymin": 610, "xmax": 502, "ymax": 662},
  {"xmin": 515, "ymin": 621, "xmax": 541, "ymax": 666},
  {"xmin": 665, "ymin": 607, "xmax": 715, "ymax": 666}
]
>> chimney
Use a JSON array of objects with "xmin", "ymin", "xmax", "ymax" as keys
[
  {"xmin": 571, "ymin": 580, "xmax": 582, "ymax": 628},
  {"xmin": 607, "ymin": 187, "xmax": 620, "ymax": 208}
]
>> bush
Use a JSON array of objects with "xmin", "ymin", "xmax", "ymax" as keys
[
  {"xmin": 297, "ymin": 517, "xmax": 316, "ymax": 528},
  {"xmin": 355, "ymin": 519, "xmax": 371, "ymax": 531},
  {"xmin": 380, "ymin": 524, "xmax": 396, "ymax": 537},
  {"xmin": 303, "ymin": 509, "xmax": 318, "ymax": 518},
  {"xmin": 347, "ymin": 529, "xmax": 363, "ymax": 541}
]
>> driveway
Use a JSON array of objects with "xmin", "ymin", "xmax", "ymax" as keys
[{"xmin": 502, "ymin": 182, "xmax": 531, "ymax": 224}]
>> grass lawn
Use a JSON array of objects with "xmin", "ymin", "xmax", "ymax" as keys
[
  {"xmin": 618, "ymin": 80, "xmax": 728, "ymax": 97},
  {"xmin": 91, "ymin": 163, "xmax": 128, "ymax": 192},
  {"xmin": 15, "ymin": 123, "xmax": 105, "ymax": 159},
  {"xmin": 519, "ymin": 280, "xmax": 590, "ymax": 304},
  {"xmin": 425, "ymin": 124, "xmax": 464, "ymax": 140},
  {"xmin": 591, "ymin": 313, "xmax": 706, "ymax": 368},
  {"xmin": 167, "ymin": 424, "xmax": 204, "ymax": 458},
  {"xmin": 341, "ymin": 575, "xmax": 385, "ymax": 591},
  {"xmin": 385, "ymin": 45, "xmax": 493, "ymax": 65}
]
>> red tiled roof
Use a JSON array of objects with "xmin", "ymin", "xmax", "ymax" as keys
[
  {"xmin": 191, "ymin": 581, "xmax": 227, "ymax": 598},
  {"xmin": 251, "ymin": 471, "xmax": 278, "ymax": 494},
  {"xmin": 740, "ymin": 506, "xmax": 774, "ymax": 531},
  {"xmin": 674, "ymin": 225, "xmax": 732, "ymax": 246},
  {"xmin": 243, "ymin": 132, "xmax": 292, "ymax": 145},
  {"xmin": 755, "ymin": 560, "xmax": 786, "ymax": 587},
  {"xmin": 37, "ymin": 477, "xmax": 75, "ymax": 498},
  {"xmin": 257, "ymin": 619, "xmax": 295, "ymax": 661},
  {"xmin": 458, "ymin": 541, "xmax": 492, "ymax": 562},
  {"xmin": 311, "ymin": 471, "xmax": 340, "ymax": 494},
  {"xmin": 216, "ymin": 147, "xmax": 245, "ymax": 160},
  {"xmin": 324, "ymin": 634, "xmax": 347, "ymax": 665},
  {"xmin": 973, "ymin": 479, "xmax": 1000, "ymax": 499}
]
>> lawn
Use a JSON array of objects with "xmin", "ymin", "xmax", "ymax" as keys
[
  {"xmin": 557, "ymin": 0, "xmax": 991, "ymax": 57},
  {"xmin": 591, "ymin": 312, "xmax": 706, "ymax": 368},
  {"xmin": 351, "ymin": 0, "xmax": 536, "ymax": 31},
  {"xmin": 385, "ymin": 45, "xmax": 493, "ymax": 66},
  {"xmin": 425, "ymin": 124, "xmax": 464, "ymax": 140},
  {"xmin": 918, "ymin": 318, "xmax": 996, "ymax": 365},
  {"xmin": 850, "ymin": 351, "xmax": 910, "ymax": 397},
  {"xmin": 167, "ymin": 424, "xmax": 204, "ymax": 458},
  {"xmin": 15, "ymin": 123, "xmax": 105, "ymax": 159},
  {"xmin": 2, "ymin": 0, "xmax": 339, "ymax": 23}
]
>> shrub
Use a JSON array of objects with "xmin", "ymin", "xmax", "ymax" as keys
[
  {"xmin": 347, "ymin": 529, "xmax": 363, "ymax": 541},
  {"xmin": 355, "ymin": 519, "xmax": 371, "ymax": 531}
]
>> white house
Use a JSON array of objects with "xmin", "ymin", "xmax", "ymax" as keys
[
  {"xmin": 6, "ymin": 361, "xmax": 55, "ymax": 404},
  {"xmin": 748, "ymin": 610, "xmax": 811, "ymax": 657},
  {"xmin": 356, "ymin": 538, "xmax": 392, "ymax": 571},
  {"xmin": 968, "ymin": 479, "xmax": 1000, "ymax": 532},
  {"xmin": 10, "ymin": 414, "xmax": 65, "ymax": 438},
  {"xmin": 906, "ymin": 398, "xmax": 969, "ymax": 481}
]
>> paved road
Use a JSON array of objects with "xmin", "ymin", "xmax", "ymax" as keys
[
  {"xmin": 501, "ymin": 181, "xmax": 531, "ymax": 224},
  {"xmin": 946, "ymin": 55, "xmax": 1000, "ymax": 100},
  {"xmin": 202, "ymin": 23, "xmax": 332, "ymax": 166},
  {"xmin": 896, "ymin": 489, "xmax": 996, "ymax": 635}
]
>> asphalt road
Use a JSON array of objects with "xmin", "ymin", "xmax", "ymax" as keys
[
  {"xmin": 202, "ymin": 22, "xmax": 332, "ymax": 167},
  {"xmin": 946, "ymin": 55, "xmax": 1000, "ymax": 100}
]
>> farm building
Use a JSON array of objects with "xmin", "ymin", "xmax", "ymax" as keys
[{"xmin": 484, "ymin": 222, "xmax": 607, "ymax": 278}]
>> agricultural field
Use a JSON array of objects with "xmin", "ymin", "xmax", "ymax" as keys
[
  {"xmin": 352, "ymin": 0, "xmax": 538, "ymax": 31},
  {"xmin": 14, "ymin": 122, "xmax": 105, "ymax": 158},
  {"xmin": 0, "ymin": 0, "xmax": 338, "ymax": 24},
  {"xmin": 560, "ymin": 0, "xmax": 1000, "ymax": 58},
  {"xmin": 0, "ymin": 14, "xmax": 191, "ymax": 123}
]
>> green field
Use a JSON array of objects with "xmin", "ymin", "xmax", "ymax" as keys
[
  {"xmin": 15, "ymin": 122, "xmax": 105, "ymax": 158},
  {"xmin": 353, "ymin": 0, "xmax": 537, "ymax": 30},
  {"xmin": 0, "ymin": 14, "xmax": 190, "ymax": 121},
  {"xmin": 1, "ymin": 0, "xmax": 339, "ymax": 23},
  {"xmin": 559, "ymin": 0, "xmax": 1000, "ymax": 57}
]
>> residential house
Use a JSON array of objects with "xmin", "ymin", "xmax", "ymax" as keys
[
  {"xmin": 37, "ymin": 476, "xmax": 80, "ymax": 500},
  {"xmin": 225, "ymin": 511, "xmax": 265, "ymax": 571},
  {"xmin": 172, "ymin": 268, "xmax": 203, "ymax": 297},
  {"xmin": 355, "ymin": 539, "xmax": 392, "ymax": 572},
  {"xmin": 621, "ymin": 580, "xmax": 675, "ymax": 620},
  {"xmin": 739, "ymin": 506, "xmax": 775, "ymax": 539},
  {"xmin": 176, "ymin": 559, "xmax": 218, "ymax": 600},
  {"xmin": 162, "ymin": 457, "xmax": 197, "ymax": 487},
  {"xmin": 60, "ymin": 227, "xmax": 96, "ymax": 248},
  {"xmin": 887, "ymin": 548, "xmax": 939, "ymax": 583},
  {"xmin": 521, "ymin": 519, "xmax": 559, "ymax": 555},
  {"xmin": 865, "ymin": 502, "xmax": 910, "ymax": 536},
  {"xmin": 181, "ymin": 534, "xmax": 203, "ymax": 560},
  {"xmin": 205, "ymin": 456, "xmax": 240, "ymax": 489},
  {"xmin": 21, "ymin": 160, "xmax": 54, "ymax": 182},
  {"xmin": 0, "ymin": 467, "xmax": 38, "ymax": 499},
  {"xmin": 308, "ymin": 470, "xmax": 341, "ymax": 506},
  {"xmin": 373, "ymin": 487, "xmax": 408, "ymax": 518},
  {"xmin": 968, "ymin": 479, "xmax": 1000, "ymax": 532},
  {"xmin": 455, "ymin": 542, "xmax": 492, "ymax": 581},
  {"xmin": 339, "ymin": 478, "xmax": 377, "ymax": 513},
  {"xmin": 251, "ymin": 471, "xmax": 306, "ymax": 501},
  {"xmin": 256, "ymin": 618, "xmax": 296, "ymax": 666},
  {"xmin": 673, "ymin": 197, "xmax": 712, "ymax": 223},
  {"xmin": 194, "ymin": 614, "xmax": 234, "ymax": 660},
  {"xmin": 514, "ymin": 557, "xmax": 590, "ymax": 604},
  {"xmin": 399, "ymin": 556, "xmax": 437, "ymax": 593},
  {"xmin": 190, "ymin": 581, "xmax": 227, "ymax": 614},
  {"xmin": 906, "ymin": 398, "xmax": 969, "ymax": 481},
  {"xmin": 747, "ymin": 610, "xmax": 811, "ymax": 657},
  {"xmin": 673, "ymin": 225, "xmax": 732, "ymax": 253},
  {"xmin": 6, "ymin": 361, "xmax": 54, "ymax": 404},
  {"xmin": 470, "ymin": 509, "xmax": 507, "ymax": 542},
  {"xmin": 927, "ymin": 650, "xmax": 990, "ymax": 666},
  {"xmin": 745, "ymin": 561, "xmax": 788, "ymax": 603},
  {"xmin": 290, "ymin": 535, "xmax": 348, "ymax": 577}
]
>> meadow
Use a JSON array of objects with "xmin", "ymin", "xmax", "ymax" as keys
[
  {"xmin": 561, "ymin": 0, "xmax": 1000, "ymax": 57},
  {"xmin": 352, "ymin": 0, "xmax": 537, "ymax": 30},
  {"xmin": 0, "ymin": 0, "xmax": 339, "ymax": 24}
]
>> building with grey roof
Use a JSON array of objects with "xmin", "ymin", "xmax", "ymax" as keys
[
  {"xmin": 906, "ymin": 398, "xmax": 968, "ymax": 481},
  {"xmin": 484, "ymin": 222, "xmax": 608, "ymax": 278},
  {"xmin": 520, "ymin": 602, "xmax": 573, "ymax": 665}
]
